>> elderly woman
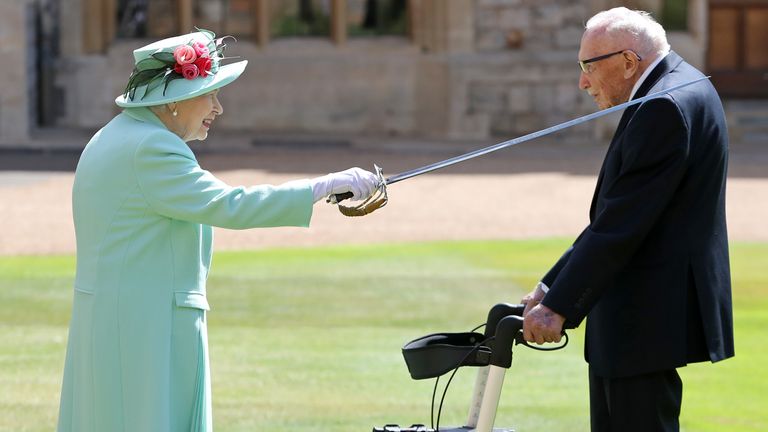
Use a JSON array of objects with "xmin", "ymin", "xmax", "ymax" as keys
[{"xmin": 56, "ymin": 30, "xmax": 378, "ymax": 432}]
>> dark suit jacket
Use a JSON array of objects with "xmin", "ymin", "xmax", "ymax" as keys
[{"xmin": 540, "ymin": 52, "xmax": 734, "ymax": 378}]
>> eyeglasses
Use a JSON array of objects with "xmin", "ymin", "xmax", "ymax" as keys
[{"xmin": 578, "ymin": 50, "xmax": 642, "ymax": 73}]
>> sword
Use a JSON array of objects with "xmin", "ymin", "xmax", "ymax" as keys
[{"xmin": 332, "ymin": 76, "xmax": 710, "ymax": 205}]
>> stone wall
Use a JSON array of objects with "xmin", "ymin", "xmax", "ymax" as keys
[
  {"xmin": 10, "ymin": 0, "xmax": 713, "ymax": 145},
  {"xmin": 475, "ymin": 0, "xmax": 587, "ymax": 52},
  {"xmin": 0, "ymin": 0, "xmax": 33, "ymax": 146},
  {"xmin": 459, "ymin": 0, "xmax": 596, "ymax": 139},
  {"xmin": 214, "ymin": 39, "xmax": 421, "ymax": 136},
  {"xmin": 56, "ymin": 37, "xmax": 424, "ymax": 135},
  {"xmin": 48, "ymin": 1, "xmax": 599, "ymax": 141}
]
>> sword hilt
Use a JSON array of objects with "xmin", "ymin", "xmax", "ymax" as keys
[
  {"xmin": 327, "ymin": 164, "xmax": 386, "ymax": 205},
  {"xmin": 329, "ymin": 191, "xmax": 354, "ymax": 203}
]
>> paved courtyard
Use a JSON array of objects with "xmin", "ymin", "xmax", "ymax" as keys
[{"xmin": 1, "ymin": 133, "xmax": 766, "ymax": 256}]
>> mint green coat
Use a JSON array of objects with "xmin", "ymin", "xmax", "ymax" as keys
[{"xmin": 57, "ymin": 107, "xmax": 313, "ymax": 432}]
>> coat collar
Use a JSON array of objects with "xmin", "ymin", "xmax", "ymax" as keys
[
  {"xmin": 122, "ymin": 106, "xmax": 168, "ymax": 129},
  {"xmin": 611, "ymin": 51, "xmax": 684, "ymax": 138},
  {"xmin": 631, "ymin": 50, "xmax": 684, "ymax": 100}
]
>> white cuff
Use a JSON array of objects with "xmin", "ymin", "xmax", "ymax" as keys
[
  {"xmin": 309, "ymin": 174, "xmax": 332, "ymax": 203},
  {"xmin": 536, "ymin": 281, "xmax": 550, "ymax": 294}
]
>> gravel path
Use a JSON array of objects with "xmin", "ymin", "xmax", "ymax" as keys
[{"xmin": 1, "ymin": 136, "xmax": 766, "ymax": 256}]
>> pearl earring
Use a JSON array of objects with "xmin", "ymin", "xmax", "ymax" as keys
[{"xmin": 172, "ymin": 109, "xmax": 178, "ymax": 117}]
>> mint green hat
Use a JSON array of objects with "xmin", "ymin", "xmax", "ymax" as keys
[{"xmin": 115, "ymin": 29, "xmax": 247, "ymax": 107}]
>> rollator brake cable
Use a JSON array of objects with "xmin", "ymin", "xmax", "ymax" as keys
[{"xmin": 429, "ymin": 324, "xmax": 569, "ymax": 431}]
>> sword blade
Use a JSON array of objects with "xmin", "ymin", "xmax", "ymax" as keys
[{"xmin": 384, "ymin": 76, "xmax": 710, "ymax": 185}]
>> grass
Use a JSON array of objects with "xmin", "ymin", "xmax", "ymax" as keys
[{"xmin": 0, "ymin": 240, "xmax": 765, "ymax": 431}]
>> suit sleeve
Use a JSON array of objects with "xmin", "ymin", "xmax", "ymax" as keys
[
  {"xmin": 133, "ymin": 130, "xmax": 313, "ymax": 229},
  {"xmin": 541, "ymin": 98, "xmax": 689, "ymax": 326},
  {"xmin": 541, "ymin": 229, "xmax": 587, "ymax": 287}
]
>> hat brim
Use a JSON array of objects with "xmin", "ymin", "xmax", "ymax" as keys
[{"xmin": 115, "ymin": 60, "xmax": 248, "ymax": 107}]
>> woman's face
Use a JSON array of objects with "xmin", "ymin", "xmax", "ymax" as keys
[{"xmin": 168, "ymin": 90, "xmax": 223, "ymax": 142}]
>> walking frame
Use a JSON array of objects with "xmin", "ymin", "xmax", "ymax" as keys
[{"xmin": 373, "ymin": 303, "xmax": 569, "ymax": 432}]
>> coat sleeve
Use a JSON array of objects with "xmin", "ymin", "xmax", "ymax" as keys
[
  {"xmin": 541, "ymin": 97, "xmax": 689, "ymax": 326},
  {"xmin": 541, "ymin": 229, "xmax": 587, "ymax": 288},
  {"xmin": 133, "ymin": 130, "xmax": 313, "ymax": 229}
]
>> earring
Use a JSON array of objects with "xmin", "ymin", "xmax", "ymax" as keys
[{"xmin": 172, "ymin": 109, "xmax": 178, "ymax": 117}]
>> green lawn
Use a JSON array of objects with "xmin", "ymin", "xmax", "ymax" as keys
[{"xmin": 0, "ymin": 240, "xmax": 765, "ymax": 431}]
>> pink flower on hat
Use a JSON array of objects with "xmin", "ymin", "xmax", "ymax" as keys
[
  {"xmin": 192, "ymin": 41, "xmax": 210, "ymax": 58},
  {"xmin": 173, "ymin": 44, "xmax": 197, "ymax": 65},
  {"xmin": 121, "ymin": 29, "xmax": 237, "ymax": 102},
  {"xmin": 181, "ymin": 63, "xmax": 199, "ymax": 80},
  {"xmin": 195, "ymin": 56, "xmax": 212, "ymax": 77}
]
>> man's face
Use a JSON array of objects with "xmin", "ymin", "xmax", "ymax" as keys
[{"xmin": 577, "ymin": 32, "xmax": 636, "ymax": 109}]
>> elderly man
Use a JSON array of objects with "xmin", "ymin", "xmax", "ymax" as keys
[{"xmin": 520, "ymin": 7, "xmax": 734, "ymax": 431}]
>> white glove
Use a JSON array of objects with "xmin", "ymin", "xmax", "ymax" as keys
[{"xmin": 310, "ymin": 167, "xmax": 379, "ymax": 203}]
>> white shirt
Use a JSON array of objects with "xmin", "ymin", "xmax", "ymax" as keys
[{"xmin": 629, "ymin": 49, "xmax": 671, "ymax": 100}]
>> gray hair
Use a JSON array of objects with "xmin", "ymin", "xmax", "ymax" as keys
[{"xmin": 585, "ymin": 7, "xmax": 671, "ymax": 59}]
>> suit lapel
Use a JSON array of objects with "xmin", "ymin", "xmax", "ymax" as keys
[
  {"xmin": 615, "ymin": 52, "xmax": 682, "ymax": 135},
  {"xmin": 588, "ymin": 52, "xmax": 683, "ymax": 220},
  {"xmin": 590, "ymin": 106, "xmax": 636, "ymax": 219}
]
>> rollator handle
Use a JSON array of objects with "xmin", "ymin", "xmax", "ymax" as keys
[
  {"xmin": 484, "ymin": 303, "xmax": 525, "ymax": 339},
  {"xmin": 482, "ymin": 304, "xmax": 526, "ymax": 368},
  {"xmin": 489, "ymin": 315, "xmax": 524, "ymax": 369}
]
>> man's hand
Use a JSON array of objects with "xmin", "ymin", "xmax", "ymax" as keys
[
  {"xmin": 521, "ymin": 281, "xmax": 547, "ymax": 316},
  {"xmin": 523, "ymin": 303, "xmax": 566, "ymax": 345}
]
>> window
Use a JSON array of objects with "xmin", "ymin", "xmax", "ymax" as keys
[
  {"xmin": 115, "ymin": 0, "xmax": 182, "ymax": 39},
  {"xmin": 116, "ymin": 0, "xmax": 149, "ymax": 38},
  {"xmin": 347, "ymin": 0, "xmax": 407, "ymax": 37},
  {"xmin": 661, "ymin": 0, "xmax": 688, "ymax": 31},
  {"xmin": 272, "ymin": 0, "xmax": 332, "ymax": 37},
  {"xmin": 269, "ymin": 0, "xmax": 410, "ymax": 41},
  {"xmin": 108, "ymin": 0, "xmax": 415, "ymax": 47}
]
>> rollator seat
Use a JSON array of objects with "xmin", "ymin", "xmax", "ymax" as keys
[{"xmin": 402, "ymin": 332, "xmax": 491, "ymax": 380}]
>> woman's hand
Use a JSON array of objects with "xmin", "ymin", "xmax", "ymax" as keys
[{"xmin": 310, "ymin": 168, "xmax": 380, "ymax": 203}]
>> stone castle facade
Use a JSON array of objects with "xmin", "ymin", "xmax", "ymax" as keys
[{"xmin": 0, "ymin": 0, "xmax": 752, "ymax": 147}]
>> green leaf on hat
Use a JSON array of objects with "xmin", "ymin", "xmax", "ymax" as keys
[
  {"xmin": 123, "ymin": 68, "xmax": 165, "ymax": 100},
  {"xmin": 152, "ymin": 51, "xmax": 176, "ymax": 63},
  {"xmin": 135, "ymin": 57, "xmax": 169, "ymax": 72},
  {"xmin": 141, "ymin": 70, "xmax": 171, "ymax": 100},
  {"xmin": 197, "ymin": 28, "xmax": 216, "ymax": 40},
  {"xmin": 162, "ymin": 73, "xmax": 184, "ymax": 96}
]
